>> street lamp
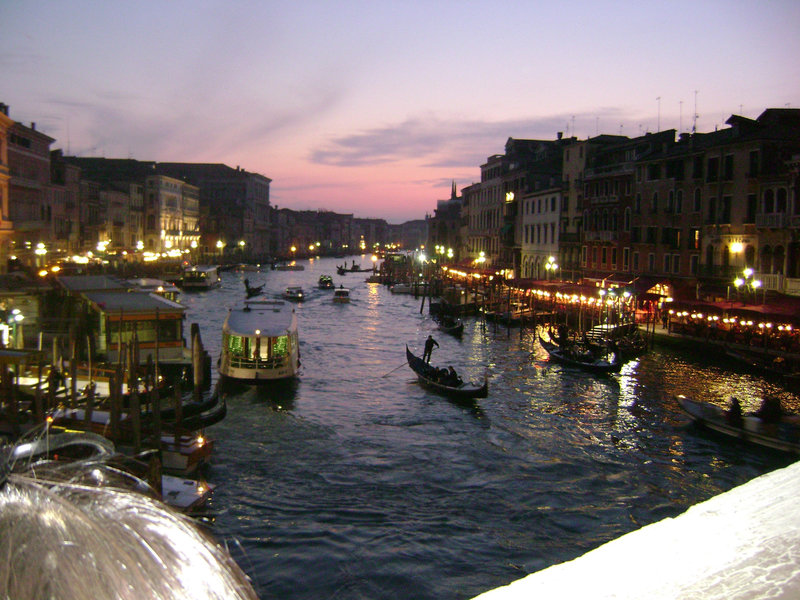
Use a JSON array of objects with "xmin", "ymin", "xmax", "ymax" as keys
[{"xmin": 545, "ymin": 256, "xmax": 559, "ymax": 280}]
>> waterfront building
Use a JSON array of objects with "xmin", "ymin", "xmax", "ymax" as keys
[
  {"xmin": 583, "ymin": 130, "xmax": 675, "ymax": 283},
  {"xmin": 157, "ymin": 163, "xmax": 271, "ymax": 260},
  {"xmin": 519, "ymin": 185, "xmax": 562, "ymax": 279},
  {"xmin": 7, "ymin": 116, "xmax": 58, "ymax": 268},
  {"xmin": 0, "ymin": 104, "xmax": 15, "ymax": 272},
  {"xmin": 426, "ymin": 181, "xmax": 461, "ymax": 263}
]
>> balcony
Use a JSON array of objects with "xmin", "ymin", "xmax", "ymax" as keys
[
  {"xmin": 589, "ymin": 195, "xmax": 618, "ymax": 205},
  {"xmin": 755, "ymin": 213, "xmax": 787, "ymax": 229},
  {"xmin": 584, "ymin": 231, "xmax": 618, "ymax": 242}
]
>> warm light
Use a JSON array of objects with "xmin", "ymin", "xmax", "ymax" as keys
[
  {"xmin": 730, "ymin": 242, "xmax": 743, "ymax": 253},
  {"xmin": 290, "ymin": 246, "xmax": 296, "ymax": 253},
  {"xmin": 216, "ymin": 240, "xmax": 224, "ymax": 249},
  {"xmin": 743, "ymin": 267, "xmax": 754, "ymax": 278}
]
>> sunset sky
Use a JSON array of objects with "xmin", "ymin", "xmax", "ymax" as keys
[{"xmin": 3, "ymin": 1, "xmax": 798, "ymax": 223}]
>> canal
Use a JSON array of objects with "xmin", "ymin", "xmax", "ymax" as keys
[{"xmin": 177, "ymin": 256, "xmax": 796, "ymax": 600}]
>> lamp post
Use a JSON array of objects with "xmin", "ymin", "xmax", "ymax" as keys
[{"xmin": 545, "ymin": 256, "xmax": 559, "ymax": 281}]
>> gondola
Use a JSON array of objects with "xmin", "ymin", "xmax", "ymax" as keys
[
  {"xmin": 435, "ymin": 315, "xmax": 464, "ymax": 338},
  {"xmin": 405, "ymin": 345, "xmax": 487, "ymax": 399},
  {"xmin": 244, "ymin": 278, "xmax": 264, "ymax": 298},
  {"xmin": 677, "ymin": 395, "xmax": 800, "ymax": 454},
  {"xmin": 538, "ymin": 334, "xmax": 622, "ymax": 374}
]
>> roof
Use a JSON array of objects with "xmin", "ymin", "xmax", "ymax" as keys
[
  {"xmin": 57, "ymin": 275, "xmax": 128, "ymax": 293},
  {"xmin": 83, "ymin": 291, "xmax": 185, "ymax": 315},
  {"xmin": 223, "ymin": 300, "xmax": 297, "ymax": 337}
]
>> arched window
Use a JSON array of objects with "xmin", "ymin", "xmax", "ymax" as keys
[
  {"xmin": 745, "ymin": 245, "xmax": 756, "ymax": 268},
  {"xmin": 774, "ymin": 245, "xmax": 785, "ymax": 275},
  {"xmin": 761, "ymin": 245, "xmax": 773, "ymax": 274},
  {"xmin": 777, "ymin": 188, "xmax": 788, "ymax": 213},
  {"xmin": 612, "ymin": 209, "xmax": 618, "ymax": 231},
  {"xmin": 651, "ymin": 192, "xmax": 659, "ymax": 213},
  {"xmin": 764, "ymin": 189, "xmax": 775, "ymax": 213},
  {"xmin": 706, "ymin": 244, "xmax": 715, "ymax": 268},
  {"xmin": 694, "ymin": 188, "xmax": 702, "ymax": 212},
  {"xmin": 676, "ymin": 189, "xmax": 683, "ymax": 213},
  {"xmin": 623, "ymin": 207, "xmax": 631, "ymax": 231}
]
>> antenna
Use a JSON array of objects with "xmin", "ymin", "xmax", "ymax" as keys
[
  {"xmin": 571, "ymin": 115, "xmax": 575, "ymax": 138},
  {"xmin": 693, "ymin": 90, "xmax": 699, "ymax": 133},
  {"xmin": 679, "ymin": 100, "xmax": 683, "ymax": 133},
  {"xmin": 656, "ymin": 96, "xmax": 661, "ymax": 132},
  {"xmin": 595, "ymin": 116, "xmax": 599, "ymax": 136}
]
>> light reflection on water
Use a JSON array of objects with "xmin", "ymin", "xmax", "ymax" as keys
[{"xmin": 181, "ymin": 258, "xmax": 795, "ymax": 600}]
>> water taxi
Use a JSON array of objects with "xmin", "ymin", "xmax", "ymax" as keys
[
  {"xmin": 283, "ymin": 286, "xmax": 304, "ymax": 301},
  {"xmin": 333, "ymin": 287, "xmax": 350, "ymax": 303},
  {"xmin": 181, "ymin": 265, "xmax": 221, "ymax": 290},
  {"xmin": 319, "ymin": 275, "xmax": 334, "ymax": 289},
  {"xmin": 219, "ymin": 300, "xmax": 300, "ymax": 382}
]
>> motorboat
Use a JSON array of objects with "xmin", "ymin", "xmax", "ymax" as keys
[
  {"xmin": 218, "ymin": 299, "xmax": 300, "ymax": 382},
  {"xmin": 283, "ymin": 286, "xmax": 305, "ymax": 301},
  {"xmin": 181, "ymin": 265, "xmax": 221, "ymax": 290},
  {"xmin": 319, "ymin": 275, "xmax": 335, "ymax": 289},
  {"xmin": 333, "ymin": 287, "xmax": 350, "ymax": 303}
]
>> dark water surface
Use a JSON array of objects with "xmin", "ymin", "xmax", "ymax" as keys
[{"xmin": 178, "ymin": 257, "xmax": 795, "ymax": 600}]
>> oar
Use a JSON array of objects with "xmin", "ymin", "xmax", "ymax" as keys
[{"xmin": 380, "ymin": 362, "xmax": 408, "ymax": 378}]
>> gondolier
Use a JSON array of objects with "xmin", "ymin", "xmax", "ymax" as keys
[{"xmin": 423, "ymin": 335, "xmax": 439, "ymax": 363}]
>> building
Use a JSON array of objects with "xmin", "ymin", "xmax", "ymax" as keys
[{"xmin": 0, "ymin": 104, "xmax": 15, "ymax": 272}]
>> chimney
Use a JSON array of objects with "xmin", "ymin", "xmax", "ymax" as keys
[
  {"xmin": 557, "ymin": 131, "xmax": 563, "ymax": 140},
  {"xmin": 31, "ymin": 122, "xmax": 36, "ymax": 130},
  {"xmin": 0, "ymin": 103, "xmax": 8, "ymax": 116}
]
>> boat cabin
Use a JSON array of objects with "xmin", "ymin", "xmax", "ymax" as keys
[
  {"xmin": 181, "ymin": 265, "xmax": 221, "ymax": 290},
  {"xmin": 83, "ymin": 290, "xmax": 188, "ymax": 364},
  {"xmin": 219, "ymin": 300, "xmax": 300, "ymax": 381}
]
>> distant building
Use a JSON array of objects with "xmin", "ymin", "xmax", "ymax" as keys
[{"xmin": 0, "ymin": 104, "xmax": 15, "ymax": 272}]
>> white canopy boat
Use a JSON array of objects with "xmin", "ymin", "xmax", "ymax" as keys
[{"xmin": 219, "ymin": 300, "xmax": 300, "ymax": 383}]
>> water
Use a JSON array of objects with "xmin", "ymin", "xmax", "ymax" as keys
[{"xmin": 178, "ymin": 257, "xmax": 795, "ymax": 600}]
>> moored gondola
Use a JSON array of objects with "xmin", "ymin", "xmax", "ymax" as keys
[
  {"xmin": 538, "ymin": 334, "xmax": 622, "ymax": 374},
  {"xmin": 435, "ymin": 315, "xmax": 464, "ymax": 338},
  {"xmin": 405, "ymin": 345, "xmax": 487, "ymax": 399}
]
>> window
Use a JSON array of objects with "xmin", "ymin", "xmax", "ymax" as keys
[
  {"xmin": 693, "ymin": 156, "xmax": 703, "ymax": 179},
  {"xmin": 601, "ymin": 247, "xmax": 607, "ymax": 265},
  {"xmin": 648, "ymin": 253, "xmax": 655, "ymax": 271},
  {"xmin": 690, "ymin": 255, "xmax": 699, "ymax": 275},
  {"xmin": 723, "ymin": 155, "xmax": 734, "ymax": 180},
  {"xmin": 651, "ymin": 192, "xmax": 659, "ymax": 213},
  {"xmin": 633, "ymin": 251, "xmax": 640, "ymax": 271},
  {"xmin": 623, "ymin": 247, "xmax": 630, "ymax": 270},
  {"xmin": 611, "ymin": 248, "xmax": 617, "ymax": 268},
  {"xmin": 749, "ymin": 150, "xmax": 759, "ymax": 177},
  {"xmin": 624, "ymin": 207, "xmax": 631, "ymax": 231},
  {"xmin": 746, "ymin": 194, "xmax": 757, "ymax": 223},
  {"xmin": 663, "ymin": 254, "xmax": 670, "ymax": 273},
  {"xmin": 676, "ymin": 189, "xmax": 683, "ymax": 213},
  {"xmin": 707, "ymin": 197, "xmax": 716, "ymax": 224},
  {"xmin": 707, "ymin": 157, "xmax": 719, "ymax": 182},
  {"xmin": 721, "ymin": 196, "xmax": 732, "ymax": 224},
  {"xmin": 672, "ymin": 254, "xmax": 680, "ymax": 274},
  {"xmin": 693, "ymin": 188, "xmax": 702, "ymax": 212}
]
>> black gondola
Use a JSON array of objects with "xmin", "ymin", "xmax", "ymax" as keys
[
  {"xmin": 538, "ymin": 334, "xmax": 622, "ymax": 374},
  {"xmin": 435, "ymin": 315, "xmax": 464, "ymax": 338},
  {"xmin": 405, "ymin": 345, "xmax": 487, "ymax": 399},
  {"xmin": 244, "ymin": 278, "xmax": 264, "ymax": 298}
]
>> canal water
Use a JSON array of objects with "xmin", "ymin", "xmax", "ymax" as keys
[{"xmin": 178, "ymin": 257, "xmax": 795, "ymax": 600}]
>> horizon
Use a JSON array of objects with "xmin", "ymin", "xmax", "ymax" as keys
[{"xmin": 2, "ymin": 1, "xmax": 798, "ymax": 224}]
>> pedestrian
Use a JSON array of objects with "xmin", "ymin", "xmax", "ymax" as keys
[{"xmin": 422, "ymin": 335, "xmax": 439, "ymax": 363}]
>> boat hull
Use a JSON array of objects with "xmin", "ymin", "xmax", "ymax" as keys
[
  {"xmin": 405, "ymin": 346, "xmax": 487, "ymax": 400},
  {"xmin": 677, "ymin": 395, "xmax": 800, "ymax": 454}
]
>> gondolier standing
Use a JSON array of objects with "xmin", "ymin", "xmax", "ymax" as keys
[{"xmin": 423, "ymin": 335, "xmax": 439, "ymax": 363}]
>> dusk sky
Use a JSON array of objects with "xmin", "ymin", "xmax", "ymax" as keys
[{"xmin": 3, "ymin": 1, "xmax": 799, "ymax": 223}]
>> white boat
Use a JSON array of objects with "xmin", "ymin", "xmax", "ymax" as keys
[
  {"xmin": 181, "ymin": 265, "xmax": 221, "ymax": 290},
  {"xmin": 333, "ymin": 287, "xmax": 350, "ymax": 303},
  {"xmin": 126, "ymin": 278, "xmax": 181, "ymax": 302},
  {"xmin": 218, "ymin": 299, "xmax": 300, "ymax": 382},
  {"xmin": 389, "ymin": 283, "xmax": 413, "ymax": 294},
  {"xmin": 283, "ymin": 286, "xmax": 304, "ymax": 301}
]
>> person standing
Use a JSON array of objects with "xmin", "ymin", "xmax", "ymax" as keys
[{"xmin": 422, "ymin": 335, "xmax": 439, "ymax": 363}]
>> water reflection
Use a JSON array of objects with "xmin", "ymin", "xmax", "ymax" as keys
[{"xmin": 179, "ymin": 258, "xmax": 796, "ymax": 600}]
